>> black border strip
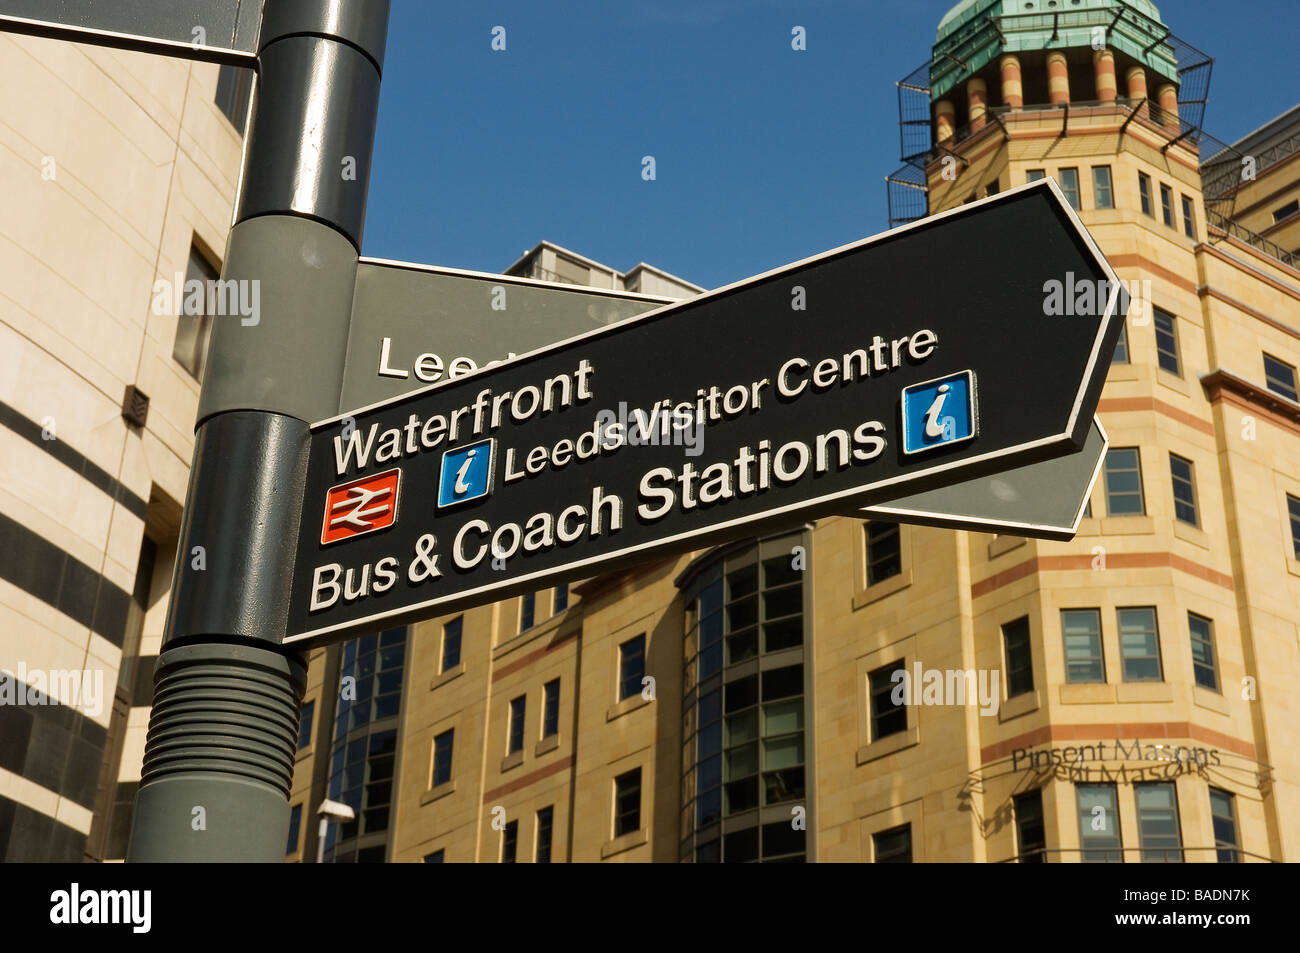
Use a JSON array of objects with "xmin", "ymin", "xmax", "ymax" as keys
[{"xmin": 0, "ymin": 400, "xmax": 147, "ymax": 520}]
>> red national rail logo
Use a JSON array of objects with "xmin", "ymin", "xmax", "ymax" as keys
[{"xmin": 321, "ymin": 468, "xmax": 401, "ymax": 545}]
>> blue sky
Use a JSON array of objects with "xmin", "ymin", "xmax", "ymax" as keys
[{"xmin": 362, "ymin": 0, "xmax": 1299, "ymax": 291}]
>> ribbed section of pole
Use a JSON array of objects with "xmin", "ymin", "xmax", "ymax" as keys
[{"xmin": 126, "ymin": 642, "xmax": 307, "ymax": 862}]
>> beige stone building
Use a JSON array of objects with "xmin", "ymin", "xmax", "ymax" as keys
[
  {"xmin": 291, "ymin": 0, "xmax": 1300, "ymax": 864},
  {"xmin": 0, "ymin": 33, "xmax": 250, "ymax": 859}
]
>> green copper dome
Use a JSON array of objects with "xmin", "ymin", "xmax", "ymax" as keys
[{"xmin": 931, "ymin": 0, "xmax": 1178, "ymax": 101}]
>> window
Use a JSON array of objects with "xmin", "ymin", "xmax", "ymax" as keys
[
  {"xmin": 1104, "ymin": 447, "xmax": 1145, "ymax": 516},
  {"xmin": 1289, "ymin": 494, "xmax": 1300, "ymax": 559},
  {"xmin": 1014, "ymin": 790, "xmax": 1046, "ymax": 862},
  {"xmin": 1111, "ymin": 322, "xmax": 1130, "ymax": 364},
  {"xmin": 1263, "ymin": 353, "xmax": 1298, "ymax": 402},
  {"xmin": 1138, "ymin": 172, "xmax": 1153, "ymax": 216},
  {"xmin": 172, "ymin": 244, "xmax": 218, "ymax": 380},
  {"xmin": 1092, "ymin": 166, "xmax": 1114, "ymax": 208},
  {"xmin": 519, "ymin": 592, "xmax": 535, "ymax": 632},
  {"xmin": 1181, "ymin": 194, "xmax": 1196, "ymax": 238},
  {"xmin": 1118, "ymin": 607, "xmax": 1163, "ymax": 681},
  {"xmin": 1188, "ymin": 612, "xmax": 1218, "ymax": 691},
  {"xmin": 868, "ymin": 660, "xmax": 907, "ymax": 740},
  {"xmin": 873, "ymin": 824, "xmax": 912, "ymax": 863},
  {"xmin": 1273, "ymin": 199, "xmax": 1300, "ymax": 224},
  {"xmin": 1059, "ymin": 167, "xmax": 1081, "ymax": 210},
  {"xmin": 681, "ymin": 535, "xmax": 809, "ymax": 854},
  {"xmin": 1062, "ymin": 609, "xmax": 1105, "ymax": 683},
  {"xmin": 1209, "ymin": 788, "xmax": 1240, "ymax": 863},
  {"xmin": 758, "ymin": 666, "xmax": 806, "ymax": 808},
  {"xmin": 1153, "ymin": 307, "xmax": 1180, "ymax": 375},
  {"xmin": 553, "ymin": 583, "xmax": 569, "ymax": 613},
  {"xmin": 507, "ymin": 695, "xmax": 526, "ymax": 754},
  {"xmin": 1083, "ymin": 499, "xmax": 1093, "ymax": 519},
  {"xmin": 286, "ymin": 804, "xmax": 302, "ymax": 854},
  {"xmin": 423, "ymin": 849, "xmax": 445, "ymax": 863},
  {"xmin": 1003, "ymin": 616, "xmax": 1034, "ymax": 698},
  {"xmin": 432, "ymin": 729, "xmax": 454, "ymax": 787},
  {"xmin": 986, "ymin": 179, "xmax": 999, "ymax": 196},
  {"xmin": 441, "ymin": 616, "xmax": 462, "ymax": 672},
  {"xmin": 865, "ymin": 521, "xmax": 901, "ymax": 585},
  {"xmin": 1136, "ymin": 783, "xmax": 1183, "ymax": 862},
  {"xmin": 297, "ymin": 700, "xmax": 315, "ymax": 750},
  {"xmin": 214, "ymin": 64, "xmax": 253, "ymax": 130},
  {"xmin": 614, "ymin": 768, "xmax": 642, "ymax": 837},
  {"xmin": 542, "ymin": 679, "xmax": 560, "ymax": 738},
  {"xmin": 1027, "ymin": 168, "xmax": 1046, "ymax": 183},
  {"xmin": 536, "ymin": 807, "xmax": 554, "ymax": 862},
  {"xmin": 618, "ymin": 634, "xmax": 646, "ymax": 701},
  {"xmin": 1076, "ymin": 784, "xmax": 1122, "ymax": 862},
  {"xmin": 502, "ymin": 820, "xmax": 518, "ymax": 863},
  {"xmin": 1169, "ymin": 453, "xmax": 1198, "ymax": 526},
  {"xmin": 1160, "ymin": 183, "xmax": 1175, "ymax": 228}
]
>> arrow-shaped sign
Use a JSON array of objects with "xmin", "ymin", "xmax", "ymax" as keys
[
  {"xmin": 0, "ymin": 0, "xmax": 263, "ymax": 64},
  {"xmin": 860, "ymin": 416, "xmax": 1108, "ymax": 539},
  {"xmin": 284, "ymin": 179, "xmax": 1125, "ymax": 646}
]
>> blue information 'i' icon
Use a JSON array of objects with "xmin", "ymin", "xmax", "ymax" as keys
[
  {"xmin": 900, "ymin": 370, "xmax": 977, "ymax": 455},
  {"xmin": 438, "ymin": 438, "xmax": 494, "ymax": 507}
]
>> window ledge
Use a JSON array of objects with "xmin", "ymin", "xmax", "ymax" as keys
[
  {"xmin": 500, "ymin": 749, "xmax": 524, "ymax": 773},
  {"xmin": 988, "ymin": 535, "xmax": 1027, "ymax": 560},
  {"xmin": 1059, "ymin": 682, "xmax": 1114, "ymax": 705},
  {"xmin": 999, "ymin": 689, "xmax": 1040, "ymax": 722},
  {"xmin": 492, "ymin": 609, "xmax": 567, "ymax": 661},
  {"xmin": 601, "ymin": 827, "xmax": 649, "ymax": 859},
  {"xmin": 1288, "ymin": 556, "xmax": 1300, "ymax": 580},
  {"xmin": 1192, "ymin": 685, "xmax": 1230, "ymax": 715},
  {"xmin": 430, "ymin": 663, "xmax": 465, "ymax": 691},
  {"xmin": 1106, "ymin": 363, "xmax": 1142, "ymax": 382},
  {"xmin": 606, "ymin": 692, "xmax": 652, "ymax": 723},
  {"xmin": 852, "ymin": 569, "xmax": 913, "ymax": 610},
  {"xmin": 420, "ymin": 780, "xmax": 456, "ymax": 806},
  {"xmin": 1117, "ymin": 681, "xmax": 1174, "ymax": 703},
  {"xmin": 1173, "ymin": 520, "xmax": 1209, "ymax": 549},
  {"xmin": 295, "ymin": 745, "xmax": 312, "ymax": 763},
  {"xmin": 856, "ymin": 725, "xmax": 919, "ymax": 765},
  {"xmin": 1157, "ymin": 369, "xmax": 1191, "ymax": 398},
  {"xmin": 535, "ymin": 734, "xmax": 560, "ymax": 757},
  {"xmin": 1100, "ymin": 515, "xmax": 1155, "ymax": 535}
]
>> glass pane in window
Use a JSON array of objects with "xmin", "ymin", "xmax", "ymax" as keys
[
  {"xmin": 763, "ymin": 616, "xmax": 802, "ymax": 652},
  {"xmin": 762, "ymin": 735, "xmax": 804, "ymax": 771},
  {"xmin": 761, "ymin": 664, "xmax": 803, "ymax": 701},
  {"xmin": 762, "ymin": 699, "xmax": 804, "ymax": 736},
  {"xmin": 726, "ymin": 628, "xmax": 758, "ymax": 664},
  {"xmin": 725, "ymin": 742, "xmax": 758, "ymax": 779},
  {"xmin": 726, "ymin": 710, "xmax": 758, "ymax": 746},
  {"xmin": 725, "ymin": 826, "xmax": 759, "ymax": 861}
]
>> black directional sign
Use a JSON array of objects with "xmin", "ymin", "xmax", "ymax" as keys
[
  {"xmin": 285, "ymin": 180, "xmax": 1125, "ymax": 646},
  {"xmin": 0, "ymin": 0, "xmax": 262, "ymax": 64}
]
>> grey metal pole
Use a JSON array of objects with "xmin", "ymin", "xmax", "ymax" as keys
[{"xmin": 126, "ymin": 0, "xmax": 390, "ymax": 862}]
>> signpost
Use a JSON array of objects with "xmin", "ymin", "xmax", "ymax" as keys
[
  {"xmin": 286, "ymin": 181, "xmax": 1124, "ymax": 647},
  {"xmin": 5, "ymin": 0, "xmax": 1127, "ymax": 862}
]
